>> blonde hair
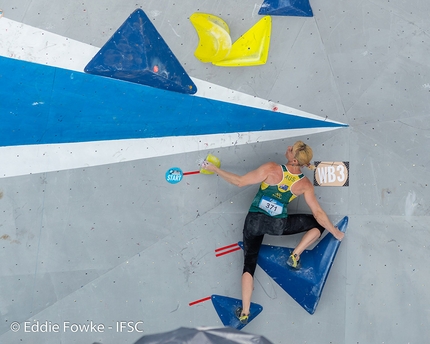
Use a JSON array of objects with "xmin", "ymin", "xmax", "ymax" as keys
[{"xmin": 293, "ymin": 141, "xmax": 315, "ymax": 170}]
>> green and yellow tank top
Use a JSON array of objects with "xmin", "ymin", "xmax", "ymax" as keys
[{"xmin": 249, "ymin": 165, "xmax": 304, "ymax": 218}]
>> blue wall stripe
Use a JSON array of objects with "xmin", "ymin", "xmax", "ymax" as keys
[{"xmin": 1, "ymin": 57, "xmax": 346, "ymax": 147}]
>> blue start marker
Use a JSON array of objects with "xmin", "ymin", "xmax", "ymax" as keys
[{"xmin": 165, "ymin": 167, "xmax": 183, "ymax": 184}]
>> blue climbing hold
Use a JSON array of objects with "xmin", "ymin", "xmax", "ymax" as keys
[
  {"xmin": 239, "ymin": 216, "xmax": 348, "ymax": 314},
  {"xmin": 84, "ymin": 9, "xmax": 197, "ymax": 94},
  {"xmin": 258, "ymin": 0, "xmax": 313, "ymax": 17},
  {"xmin": 211, "ymin": 295, "xmax": 263, "ymax": 330}
]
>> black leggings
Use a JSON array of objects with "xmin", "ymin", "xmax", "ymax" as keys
[{"xmin": 242, "ymin": 212, "xmax": 325, "ymax": 276}]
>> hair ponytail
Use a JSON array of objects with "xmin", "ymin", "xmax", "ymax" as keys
[
  {"xmin": 305, "ymin": 163, "xmax": 316, "ymax": 170},
  {"xmin": 293, "ymin": 141, "xmax": 314, "ymax": 169}
]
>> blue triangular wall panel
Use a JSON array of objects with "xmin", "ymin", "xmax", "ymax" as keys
[
  {"xmin": 84, "ymin": 9, "xmax": 197, "ymax": 94},
  {"xmin": 239, "ymin": 216, "xmax": 348, "ymax": 314},
  {"xmin": 258, "ymin": 0, "xmax": 313, "ymax": 17},
  {"xmin": 0, "ymin": 56, "xmax": 346, "ymax": 147},
  {"xmin": 211, "ymin": 295, "xmax": 263, "ymax": 330}
]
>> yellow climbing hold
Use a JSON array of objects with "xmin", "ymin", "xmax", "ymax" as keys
[
  {"xmin": 200, "ymin": 154, "xmax": 221, "ymax": 175},
  {"xmin": 214, "ymin": 16, "xmax": 272, "ymax": 67},
  {"xmin": 190, "ymin": 13, "xmax": 232, "ymax": 63}
]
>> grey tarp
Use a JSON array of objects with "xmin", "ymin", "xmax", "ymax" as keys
[{"xmin": 133, "ymin": 327, "xmax": 274, "ymax": 344}]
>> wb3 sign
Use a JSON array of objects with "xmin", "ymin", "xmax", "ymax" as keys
[{"xmin": 313, "ymin": 161, "xmax": 349, "ymax": 187}]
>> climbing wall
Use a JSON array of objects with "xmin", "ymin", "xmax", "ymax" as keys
[{"xmin": 1, "ymin": 1, "xmax": 429, "ymax": 343}]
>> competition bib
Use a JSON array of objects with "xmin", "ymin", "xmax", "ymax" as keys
[{"xmin": 259, "ymin": 196, "xmax": 283, "ymax": 216}]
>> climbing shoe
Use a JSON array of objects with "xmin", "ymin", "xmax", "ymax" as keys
[
  {"xmin": 287, "ymin": 253, "xmax": 301, "ymax": 269},
  {"xmin": 235, "ymin": 307, "xmax": 249, "ymax": 324}
]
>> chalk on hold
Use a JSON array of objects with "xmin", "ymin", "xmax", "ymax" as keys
[
  {"xmin": 200, "ymin": 154, "xmax": 221, "ymax": 174},
  {"xmin": 190, "ymin": 13, "xmax": 232, "ymax": 63},
  {"xmin": 213, "ymin": 16, "xmax": 272, "ymax": 67}
]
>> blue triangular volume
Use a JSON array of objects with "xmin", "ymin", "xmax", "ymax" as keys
[
  {"xmin": 211, "ymin": 295, "xmax": 263, "ymax": 330},
  {"xmin": 239, "ymin": 216, "xmax": 348, "ymax": 314},
  {"xmin": 84, "ymin": 9, "xmax": 197, "ymax": 94},
  {"xmin": 258, "ymin": 0, "xmax": 313, "ymax": 17}
]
